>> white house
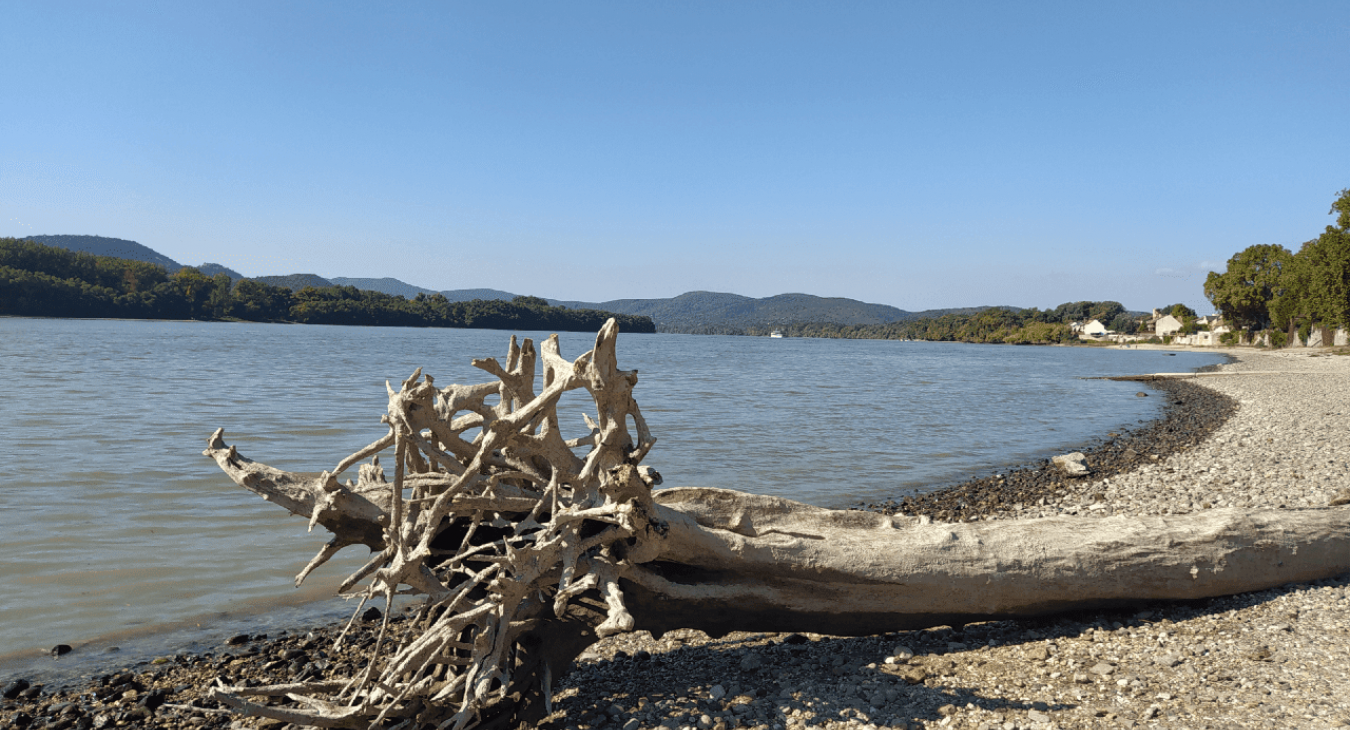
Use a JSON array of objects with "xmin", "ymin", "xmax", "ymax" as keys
[
  {"xmin": 1154, "ymin": 315, "xmax": 1184, "ymax": 337},
  {"xmin": 1081, "ymin": 319, "xmax": 1109, "ymax": 337}
]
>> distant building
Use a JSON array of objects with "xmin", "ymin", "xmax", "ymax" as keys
[
  {"xmin": 1154, "ymin": 314, "xmax": 1184, "ymax": 337},
  {"xmin": 1082, "ymin": 319, "xmax": 1109, "ymax": 337}
]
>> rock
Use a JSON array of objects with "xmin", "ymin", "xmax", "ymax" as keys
[
  {"xmin": 782, "ymin": 633, "xmax": 810, "ymax": 645},
  {"xmin": 50, "ymin": 644, "xmax": 72, "ymax": 657},
  {"xmin": 1244, "ymin": 645, "xmax": 1273, "ymax": 661},
  {"xmin": 709, "ymin": 684, "xmax": 727, "ymax": 701},
  {"xmin": 938, "ymin": 704, "xmax": 957, "ymax": 717},
  {"xmin": 739, "ymin": 653, "xmax": 764, "ymax": 671},
  {"xmin": 1028, "ymin": 709, "xmax": 1051, "ymax": 722},
  {"xmin": 891, "ymin": 645, "xmax": 915, "ymax": 662},
  {"xmin": 1136, "ymin": 392, "xmax": 1149, "ymax": 397},
  {"xmin": 2, "ymin": 678, "xmax": 30, "ymax": 699},
  {"xmin": 1026, "ymin": 645, "xmax": 1050, "ymax": 661},
  {"xmin": 1154, "ymin": 651, "xmax": 1184, "ymax": 667},
  {"xmin": 1052, "ymin": 452, "xmax": 1090, "ymax": 477},
  {"xmin": 226, "ymin": 634, "xmax": 250, "ymax": 646},
  {"xmin": 900, "ymin": 666, "xmax": 928, "ymax": 685},
  {"xmin": 361, "ymin": 606, "xmax": 383, "ymax": 622},
  {"xmin": 1089, "ymin": 662, "xmax": 1116, "ymax": 676}
]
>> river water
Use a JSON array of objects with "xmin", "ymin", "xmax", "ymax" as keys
[{"xmin": 0, "ymin": 317, "xmax": 1222, "ymax": 681}]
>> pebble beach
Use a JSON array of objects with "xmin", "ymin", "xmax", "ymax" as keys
[{"xmin": 4, "ymin": 347, "xmax": 1349, "ymax": 730}]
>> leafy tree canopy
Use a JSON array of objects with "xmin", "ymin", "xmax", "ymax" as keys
[{"xmin": 1203, "ymin": 244, "xmax": 1292, "ymax": 331}]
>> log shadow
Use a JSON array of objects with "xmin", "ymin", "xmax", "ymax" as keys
[{"xmin": 550, "ymin": 570, "xmax": 1350, "ymax": 730}]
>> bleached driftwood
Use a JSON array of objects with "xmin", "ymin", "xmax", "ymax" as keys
[{"xmin": 204, "ymin": 319, "xmax": 1350, "ymax": 729}]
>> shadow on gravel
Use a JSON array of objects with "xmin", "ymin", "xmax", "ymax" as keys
[{"xmin": 553, "ymin": 570, "xmax": 1350, "ymax": 730}]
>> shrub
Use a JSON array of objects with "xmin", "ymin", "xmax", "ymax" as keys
[{"xmin": 1298, "ymin": 322, "xmax": 1313, "ymax": 346}]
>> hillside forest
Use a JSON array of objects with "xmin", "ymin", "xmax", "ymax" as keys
[{"xmin": 0, "ymin": 238, "xmax": 656, "ymax": 333}]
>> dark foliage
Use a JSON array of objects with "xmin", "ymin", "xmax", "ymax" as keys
[{"xmin": 0, "ymin": 239, "xmax": 655, "ymax": 333}]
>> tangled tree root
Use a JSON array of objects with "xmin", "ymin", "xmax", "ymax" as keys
[{"xmin": 205, "ymin": 319, "xmax": 1350, "ymax": 729}]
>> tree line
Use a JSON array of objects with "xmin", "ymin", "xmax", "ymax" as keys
[
  {"xmin": 0, "ymin": 238, "xmax": 656, "ymax": 333},
  {"xmin": 733, "ymin": 300, "xmax": 1138, "ymax": 344},
  {"xmin": 1204, "ymin": 188, "xmax": 1350, "ymax": 345}
]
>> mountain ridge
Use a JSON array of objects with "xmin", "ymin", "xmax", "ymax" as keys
[{"xmin": 12, "ymin": 233, "xmax": 998, "ymax": 331}]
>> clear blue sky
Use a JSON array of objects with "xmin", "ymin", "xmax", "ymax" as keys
[{"xmin": 3, "ymin": 2, "xmax": 1347, "ymax": 314}]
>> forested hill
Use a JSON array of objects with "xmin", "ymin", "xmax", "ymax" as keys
[
  {"xmin": 328, "ymin": 278, "xmax": 521, "ymax": 304},
  {"xmin": 24, "ymin": 234, "xmax": 183, "ymax": 271},
  {"xmin": 548, "ymin": 291, "xmax": 927, "ymax": 333},
  {"xmin": 0, "ymin": 238, "xmax": 655, "ymax": 333},
  {"xmin": 254, "ymin": 273, "xmax": 334, "ymax": 290}
]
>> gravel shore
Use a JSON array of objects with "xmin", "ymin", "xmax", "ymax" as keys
[{"xmin": 5, "ymin": 347, "xmax": 1349, "ymax": 730}]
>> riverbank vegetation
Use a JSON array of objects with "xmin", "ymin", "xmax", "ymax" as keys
[
  {"xmin": 743, "ymin": 300, "xmax": 1131, "ymax": 344},
  {"xmin": 0, "ymin": 238, "xmax": 655, "ymax": 332},
  {"xmin": 1206, "ymin": 188, "xmax": 1350, "ymax": 345}
]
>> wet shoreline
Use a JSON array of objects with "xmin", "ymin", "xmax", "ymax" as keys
[{"xmin": 866, "ymin": 367, "xmax": 1238, "ymax": 523}]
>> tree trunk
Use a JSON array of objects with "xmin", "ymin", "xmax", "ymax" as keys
[{"xmin": 202, "ymin": 320, "xmax": 1350, "ymax": 729}]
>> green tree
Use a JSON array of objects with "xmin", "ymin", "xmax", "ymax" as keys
[{"xmin": 1204, "ymin": 244, "xmax": 1293, "ymax": 331}]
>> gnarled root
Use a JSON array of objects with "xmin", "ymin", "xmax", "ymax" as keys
[{"xmin": 204, "ymin": 319, "xmax": 1350, "ymax": 729}]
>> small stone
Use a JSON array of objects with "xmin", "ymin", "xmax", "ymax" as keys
[
  {"xmin": 938, "ymin": 704, "xmax": 957, "ymax": 717},
  {"xmin": 1026, "ymin": 645, "xmax": 1049, "ymax": 661},
  {"xmin": 622, "ymin": 719, "xmax": 641, "ymax": 730},
  {"xmin": 1027, "ymin": 709, "xmax": 1050, "ymax": 722},
  {"xmin": 1052, "ymin": 452, "xmax": 1090, "ymax": 477},
  {"xmin": 1073, "ymin": 673, "xmax": 1091, "ymax": 684},
  {"xmin": 1245, "ymin": 645, "xmax": 1273, "ymax": 661},
  {"xmin": 782, "ymin": 633, "xmax": 809, "ymax": 645},
  {"xmin": 2, "ymin": 678, "xmax": 30, "ymax": 699},
  {"xmin": 226, "ymin": 634, "xmax": 250, "ymax": 646},
  {"xmin": 709, "ymin": 684, "xmax": 727, "ymax": 701},
  {"xmin": 1136, "ymin": 392, "xmax": 1148, "ymax": 397},
  {"xmin": 900, "ymin": 665, "xmax": 928, "ymax": 685},
  {"xmin": 891, "ymin": 645, "xmax": 915, "ymax": 662},
  {"xmin": 361, "ymin": 606, "xmax": 383, "ymax": 622},
  {"xmin": 51, "ymin": 644, "xmax": 73, "ymax": 657},
  {"xmin": 1089, "ymin": 662, "xmax": 1116, "ymax": 676},
  {"xmin": 1154, "ymin": 651, "xmax": 1183, "ymax": 667},
  {"xmin": 739, "ymin": 653, "xmax": 764, "ymax": 671}
]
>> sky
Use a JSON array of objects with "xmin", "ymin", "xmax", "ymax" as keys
[{"xmin": 3, "ymin": 2, "xmax": 1348, "ymax": 314}]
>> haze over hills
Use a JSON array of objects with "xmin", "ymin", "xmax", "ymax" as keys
[{"xmin": 12, "ymin": 233, "xmax": 1005, "ymax": 331}]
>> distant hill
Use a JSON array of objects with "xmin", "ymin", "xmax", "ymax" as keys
[
  {"xmin": 21, "ymin": 235, "xmax": 182, "ymax": 271},
  {"xmin": 330, "ymin": 277, "xmax": 434, "ymax": 299},
  {"xmin": 253, "ymin": 274, "xmax": 334, "ymax": 290},
  {"xmin": 197, "ymin": 262, "xmax": 245, "ymax": 280},
  {"xmin": 547, "ymin": 291, "xmax": 918, "ymax": 331},
  {"xmin": 329, "ymin": 278, "xmax": 522, "ymax": 303},
  {"xmin": 8, "ymin": 235, "xmax": 1013, "ymax": 333},
  {"xmin": 438, "ymin": 288, "xmax": 520, "ymax": 303}
]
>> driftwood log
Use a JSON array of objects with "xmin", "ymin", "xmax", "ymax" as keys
[{"xmin": 204, "ymin": 320, "xmax": 1350, "ymax": 729}]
